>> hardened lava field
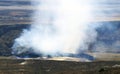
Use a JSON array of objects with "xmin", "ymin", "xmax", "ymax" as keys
[{"xmin": 0, "ymin": 58, "xmax": 119, "ymax": 74}]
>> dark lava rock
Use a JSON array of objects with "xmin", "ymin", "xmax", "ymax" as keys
[
  {"xmin": 0, "ymin": 24, "xmax": 29, "ymax": 56},
  {"xmin": 0, "ymin": 59, "xmax": 119, "ymax": 74}
]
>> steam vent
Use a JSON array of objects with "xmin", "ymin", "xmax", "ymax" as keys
[{"xmin": 0, "ymin": 0, "xmax": 120, "ymax": 74}]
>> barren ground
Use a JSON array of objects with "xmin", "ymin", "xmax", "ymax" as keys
[{"xmin": 0, "ymin": 58, "xmax": 120, "ymax": 74}]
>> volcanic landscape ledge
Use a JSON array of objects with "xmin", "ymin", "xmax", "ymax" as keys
[{"xmin": 0, "ymin": 58, "xmax": 119, "ymax": 74}]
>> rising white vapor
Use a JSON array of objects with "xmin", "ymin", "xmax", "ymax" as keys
[{"xmin": 12, "ymin": 0, "xmax": 101, "ymax": 56}]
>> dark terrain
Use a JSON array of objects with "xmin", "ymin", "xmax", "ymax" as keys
[
  {"xmin": 0, "ymin": 58, "xmax": 119, "ymax": 74},
  {"xmin": 0, "ymin": 24, "xmax": 29, "ymax": 56}
]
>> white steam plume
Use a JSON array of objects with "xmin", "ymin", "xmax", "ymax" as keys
[{"xmin": 12, "ymin": 0, "xmax": 100, "ymax": 56}]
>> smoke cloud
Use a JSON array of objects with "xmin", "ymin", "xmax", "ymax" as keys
[{"xmin": 12, "ymin": 0, "xmax": 101, "ymax": 57}]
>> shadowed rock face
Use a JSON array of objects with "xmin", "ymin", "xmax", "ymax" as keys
[{"xmin": 0, "ymin": 24, "xmax": 29, "ymax": 56}]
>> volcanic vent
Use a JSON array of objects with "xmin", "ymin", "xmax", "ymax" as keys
[{"xmin": 12, "ymin": 0, "xmax": 102, "ymax": 61}]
